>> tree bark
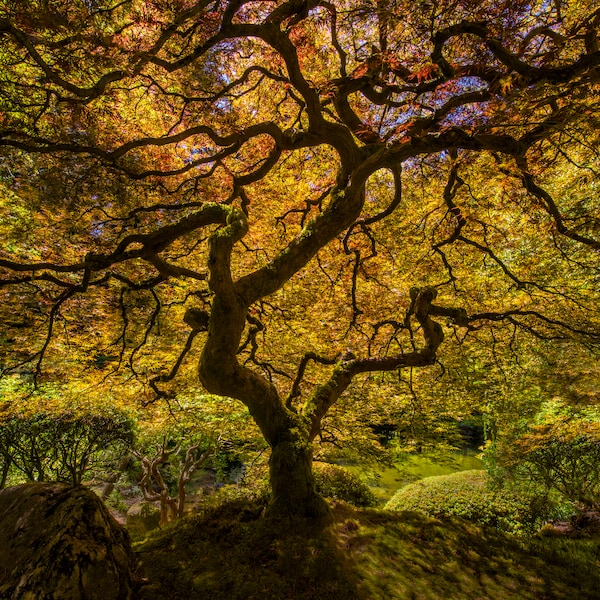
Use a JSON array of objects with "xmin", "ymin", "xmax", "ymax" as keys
[
  {"xmin": 265, "ymin": 415, "xmax": 330, "ymax": 520},
  {"xmin": 0, "ymin": 459, "xmax": 10, "ymax": 489},
  {"xmin": 197, "ymin": 206, "xmax": 333, "ymax": 520}
]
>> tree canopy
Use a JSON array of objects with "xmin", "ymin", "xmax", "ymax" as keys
[{"xmin": 1, "ymin": 0, "xmax": 599, "ymax": 518}]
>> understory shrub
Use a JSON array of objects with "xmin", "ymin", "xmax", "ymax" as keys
[
  {"xmin": 192, "ymin": 463, "xmax": 270, "ymax": 514},
  {"xmin": 313, "ymin": 462, "xmax": 377, "ymax": 507},
  {"xmin": 385, "ymin": 469, "xmax": 560, "ymax": 535}
]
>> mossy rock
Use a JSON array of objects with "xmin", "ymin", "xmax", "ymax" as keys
[{"xmin": 0, "ymin": 482, "xmax": 134, "ymax": 599}]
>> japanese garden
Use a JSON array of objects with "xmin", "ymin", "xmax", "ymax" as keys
[{"xmin": 0, "ymin": 0, "xmax": 599, "ymax": 597}]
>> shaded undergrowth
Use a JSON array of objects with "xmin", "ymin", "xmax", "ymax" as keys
[{"xmin": 134, "ymin": 500, "xmax": 600, "ymax": 600}]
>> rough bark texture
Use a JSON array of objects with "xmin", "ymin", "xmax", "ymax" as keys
[
  {"xmin": 0, "ymin": 482, "xmax": 134, "ymax": 600},
  {"xmin": 266, "ymin": 418, "xmax": 330, "ymax": 520}
]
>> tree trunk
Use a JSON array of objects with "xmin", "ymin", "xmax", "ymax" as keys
[
  {"xmin": 265, "ymin": 423, "xmax": 330, "ymax": 521},
  {"xmin": 199, "ymin": 221, "xmax": 332, "ymax": 521}
]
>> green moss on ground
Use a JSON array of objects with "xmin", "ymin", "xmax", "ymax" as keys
[{"xmin": 133, "ymin": 499, "xmax": 600, "ymax": 600}]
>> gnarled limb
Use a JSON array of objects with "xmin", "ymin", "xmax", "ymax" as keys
[{"xmin": 303, "ymin": 287, "xmax": 447, "ymax": 440}]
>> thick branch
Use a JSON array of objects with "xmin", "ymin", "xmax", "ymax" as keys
[
  {"xmin": 433, "ymin": 21, "xmax": 600, "ymax": 84},
  {"xmin": 198, "ymin": 207, "xmax": 298, "ymax": 445},
  {"xmin": 516, "ymin": 157, "xmax": 600, "ymax": 249},
  {"xmin": 286, "ymin": 352, "xmax": 338, "ymax": 410},
  {"xmin": 0, "ymin": 203, "xmax": 229, "ymax": 279}
]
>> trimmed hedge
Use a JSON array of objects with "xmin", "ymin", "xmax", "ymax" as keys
[
  {"xmin": 385, "ymin": 470, "xmax": 552, "ymax": 535},
  {"xmin": 313, "ymin": 462, "xmax": 377, "ymax": 507}
]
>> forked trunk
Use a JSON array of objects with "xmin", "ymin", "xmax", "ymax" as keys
[{"xmin": 198, "ymin": 292, "xmax": 330, "ymax": 520}]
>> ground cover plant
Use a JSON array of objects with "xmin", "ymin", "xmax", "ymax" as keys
[{"xmin": 133, "ymin": 498, "xmax": 600, "ymax": 600}]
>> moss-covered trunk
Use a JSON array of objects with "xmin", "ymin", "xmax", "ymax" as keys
[
  {"xmin": 199, "ymin": 205, "xmax": 341, "ymax": 521},
  {"xmin": 199, "ymin": 329, "xmax": 329, "ymax": 519},
  {"xmin": 266, "ymin": 422, "xmax": 329, "ymax": 520}
]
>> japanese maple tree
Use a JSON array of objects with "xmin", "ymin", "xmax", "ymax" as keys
[{"xmin": 1, "ymin": 0, "xmax": 599, "ymax": 518}]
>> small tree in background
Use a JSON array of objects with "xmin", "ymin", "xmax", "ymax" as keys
[
  {"xmin": 134, "ymin": 435, "xmax": 215, "ymax": 524},
  {"xmin": 483, "ymin": 400, "xmax": 600, "ymax": 519},
  {"xmin": 498, "ymin": 417, "xmax": 600, "ymax": 512},
  {"xmin": 130, "ymin": 392, "xmax": 263, "ymax": 522}
]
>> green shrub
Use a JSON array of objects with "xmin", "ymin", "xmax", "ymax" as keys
[
  {"xmin": 495, "ymin": 418, "xmax": 600, "ymax": 511},
  {"xmin": 385, "ymin": 470, "xmax": 558, "ymax": 535},
  {"xmin": 313, "ymin": 462, "xmax": 377, "ymax": 507},
  {"xmin": 188, "ymin": 463, "xmax": 270, "ymax": 518},
  {"xmin": 0, "ymin": 409, "xmax": 135, "ymax": 486},
  {"xmin": 213, "ymin": 462, "xmax": 377, "ymax": 510}
]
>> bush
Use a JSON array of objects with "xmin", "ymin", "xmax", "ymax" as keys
[
  {"xmin": 0, "ymin": 409, "xmax": 135, "ymax": 486},
  {"xmin": 313, "ymin": 462, "xmax": 377, "ymax": 507},
  {"xmin": 385, "ymin": 470, "xmax": 557, "ymax": 535},
  {"xmin": 496, "ymin": 418, "xmax": 600, "ymax": 511}
]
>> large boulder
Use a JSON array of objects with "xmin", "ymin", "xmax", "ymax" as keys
[{"xmin": 0, "ymin": 482, "xmax": 134, "ymax": 599}]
